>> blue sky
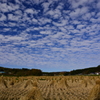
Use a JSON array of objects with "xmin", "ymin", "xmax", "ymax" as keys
[{"xmin": 0, "ymin": 0, "xmax": 100, "ymax": 72}]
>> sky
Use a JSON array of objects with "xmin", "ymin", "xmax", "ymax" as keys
[{"xmin": 0, "ymin": 0, "xmax": 100, "ymax": 72}]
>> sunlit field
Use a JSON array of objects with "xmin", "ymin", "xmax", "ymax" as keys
[{"xmin": 0, "ymin": 76, "xmax": 100, "ymax": 100}]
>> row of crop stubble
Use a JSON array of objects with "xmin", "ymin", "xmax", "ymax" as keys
[{"xmin": 0, "ymin": 75, "xmax": 100, "ymax": 100}]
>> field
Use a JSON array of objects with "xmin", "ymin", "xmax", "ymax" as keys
[{"xmin": 0, "ymin": 76, "xmax": 100, "ymax": 100}]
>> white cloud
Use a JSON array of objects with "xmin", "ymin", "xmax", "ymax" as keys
[
  {"xmin": 2, "ymin": 28, "xmax": 11, "ymax": 32},
  {"xmin": 80, "ymin": 7, "xmax": 88, "ymax": 14},
  {"xmin": 14, "ymin": 10, "xmax": 23, "ymax": 15},
  {"xmin": 46, "ymin": 10, "xmax": 55, "ymax": 16},
  {"xmin": 82, "ymin": 13, "xmax": 91, "ymax": 20},
  {"xmin": 0, "ymin": 35, "xmax": 25, "ymax": 44},
  {"xmin": 69, "ymin": 8, "xmax": 80, "ymax": 18},
  {"xmin": 0, "ymin": 0, "xmax": 7, "ymax": 3},
  {"xmin": 72, "ymin": 20, "xmax": 80, "ymax": 24},
  {"xmin": 0, "ymin": 3, "xmax": 8, "ymax": 12},
  {"xmin": 56, "ymin": 3, "xmax": 64, "ymax": 10},
  {"xmin": 53, "ymin": 14, "xmax": 60, "ymax": 19},
  {"xmin": 69, "ymin": 7, "xmax": 88, "ymax": 19},
  {"xmin": 42, "ymin": 2, "xmax": 51, "ymax": 12},
  {"xmin": 91, "ymin": 12, "xmax": 96, "ymax": 17},
  {"xmin": 89, "ymin": 32, "xmax": 96, "ymax": 36},
  {"xmin": 80, "ymin": 28, "xmax": 86, "ymax": 34},
  {"xmin": 65, "ymin": 25, "xmax": 74, "ymax": 30},
  {"xmin": 51, "ymin": 47, "xmax": 63, "ymax": 52},
  {"xmin": 90, "ymin": 18, "xmax": 97, "ymax": 23},
  {"xmin": 51, "ymin": 32, "xmax": 64, "ymax": 39},
  {"xmin": 97, "ymin": 1, "xmax": 100, "ymax": 9},
  {"xmin": 6, "ymin": 36, "xmax": 24, "ymax": 41},
  {"xmin": 32, "ymin": 18, "xmax": 38, "ymax": 23},
  {"xmin": 0, "ymin": 13, "xmax": 6, "ymax": 21},
  {"xmin": 21, "ymin": 13, "xmax": 32, "ymax": 23},
  {"xmin": 0, "ymin": 34, "xmax": 5, "ymax": 39},
  {"xmin": 25, "ymin": 8, "xmax": 36, "ymax": 14},
  {"xmin": 40, "ymin": 30, "xmax": 51, "ymax": 35},
  {"xmin": 69, "ymin": 0, "xmax": 88, "ymax": 9},
  {"xmin": 38, "ymin": 17, "xmax": 51, "ymax": 25},
  {"xmin": 15, "ymin": 0, "xmax": 21, "ymax": 4},
  {"xmin": 0, "ymin": 2, "xmax": 20, "ymax": 13},
  {"xmin": 8, "ymin": 14, "xmax": 13, "ymax": 20},
  {"xmin": 8, "ymin": 3, "xmax": 19, "ymax": 11},
  {"xmin": 90, "ymin": 17, "xmax": 100, "ymax": 23},
  {"xmin": 71, "ymin": 29, "xmax": 80, "ymax": 34},
  {"xmin": 71, "ymin": 39, "xmax": 92, "ymax": 47},
  {"xmin": 53, "ymin": 19, "xmax": 67, "ymax": 27},
  {"xmin": 8, "ymin": 22, "xmax": 17, "ymax": 27},
  {"xmin": 77, "ymin": 24, "xmax": 85, "ymax": 29},
  {"xmin": 45, "ymin": 8, "xmax": 61, "ymax": 19},
  {"xmin": 8, "ymin": 13, "xmax": 21, "ymax": 21},
  {"xmin": 88, "ymin": 0, "xmax": 94, "ymax": 4},
  {"xmin": 59, "ymin": 27, "xmax": 67, "ymax": 32},
  {"xmin": 31, "ymin": 0, "xmax": 44, "ymax": 5},
  {"xmin": 96, "ymin": 12, "xmax": 100, "ymax": 18}
]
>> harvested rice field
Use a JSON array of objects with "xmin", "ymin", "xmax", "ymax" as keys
[{"xmin": 0, "ymin": 76, "xmax": 100, "ymax": 100}]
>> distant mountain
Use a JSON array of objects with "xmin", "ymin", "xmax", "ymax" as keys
[{"xmin": 0, "ymin": 65, "xmax": 100, "ymax": 76}]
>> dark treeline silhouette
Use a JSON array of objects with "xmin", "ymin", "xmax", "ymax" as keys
[
  {"xmin": 0, "ymin": 65, "xmax": 100, "ymax": 76},
  {"xmin": 70, "ymin": 65, "xmax": 100, "ymax": 75},
  {"xmin": 0, "ymin": 67, "xmax": 42, "ymax": 76}
]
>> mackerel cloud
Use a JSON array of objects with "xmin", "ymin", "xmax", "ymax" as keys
[{"xmin": 0, "ymin": 0, "xmax": 100, "ymax": 71}]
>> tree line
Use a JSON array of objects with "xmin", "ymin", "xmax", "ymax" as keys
[
  {"xmin": 0, "ymin": 65, "xmax": 100, "ymax": 76},
  {"xmin": 0, "ymin": 67, "xmax": 42, "ymax": 76}
]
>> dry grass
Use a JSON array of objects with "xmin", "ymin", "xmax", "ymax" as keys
[
  {"xmin": 87, "ymin": 80, "xmax": 100, "ymax": 100},
  {"xmin": 0, "ymin": 76, "xmax": 100, "ymax": 100},
  {"xmin": 20, "ymin": 87, "xmax": 44, "ymax": 100}
]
